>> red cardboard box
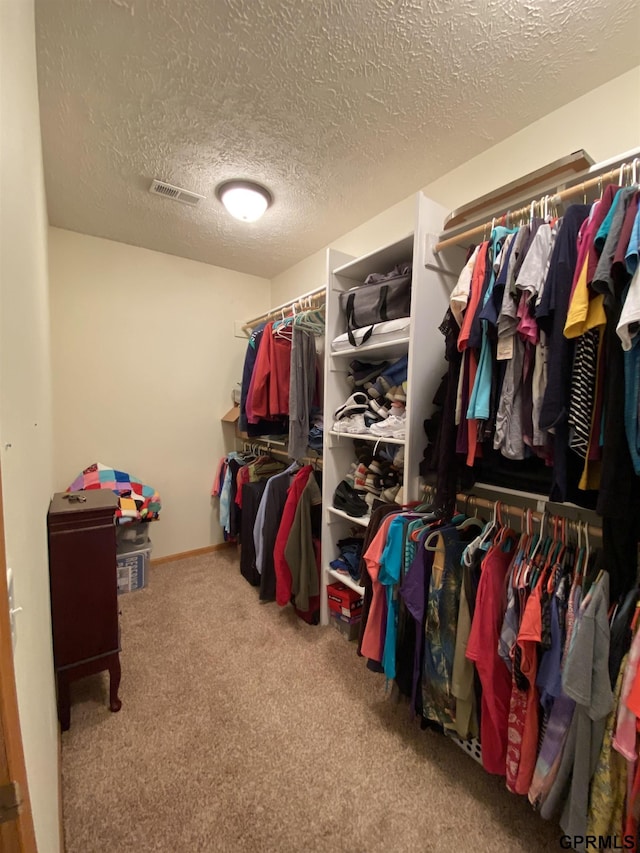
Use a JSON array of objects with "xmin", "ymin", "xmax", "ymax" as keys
[{"xmin": 327, "ymin": 582, "xmax": 364, "ymax": 618}]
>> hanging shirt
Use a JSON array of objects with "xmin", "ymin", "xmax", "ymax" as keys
[
  {"xmin": 542, "ymin": 574, "xmax": 614, "ymax": 849},
  {"xmin": 284, "ymin": 472, "xmax": 322, "ymax": 612},
  {"xmin": 537, "ymin": 204, "xmax": 591, "ymax": 503},
  {"xmin": 360, "ymin": 515, "xmax": 400, "ymax": 663},
  {"xmin": 457, "ymin": 242, "xmax": 489, "ymax": 351},
  {"xmin": 288, "ymin": 327, "xmax": 318, "ymax": 461},
  {"xmin": 450, "ymin": 245, "xmax": 480, "ymax": 328},
  {"xmin": 379, "ymin": 515, "xmax": 410, "ymax": 681},
  {"xmin": 466, "ymin": 534, "xmax": 517, "ymax": 775},
  {"xmin": 467, "ymin": 226, "xmax": 518, "ymax": 421},
  {"xmin": 273, "ymin": 465, "xmax": 313, "ymax": 606},
  {"xmin": 625, "ymin": 205, "xmax": 640, "ymax": 275},
  {"xmin": 422, "ymin": 526, "xmax": 465, "ymax": 730},
  {"xmin": 253, "ymin": 461, "xmax": 299, "ymax": 577}
]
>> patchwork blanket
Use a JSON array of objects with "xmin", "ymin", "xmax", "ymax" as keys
[{"xmin": 68, "ymin": 463, "xmax": 162, "ymax": 524}]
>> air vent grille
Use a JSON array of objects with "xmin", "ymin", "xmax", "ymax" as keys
[{"xmin": 149, "ymin": 179, "xmax": 204, "ymax": 206}]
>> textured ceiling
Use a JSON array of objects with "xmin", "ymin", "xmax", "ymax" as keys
[{"xmin": 35, "ymin": 0, "xmax": 640, "ymax": 278}]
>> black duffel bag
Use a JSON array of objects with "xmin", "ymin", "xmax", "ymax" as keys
[{"xmin": 339, "ymin": 262, "xmax": 412, "ymax": 346}]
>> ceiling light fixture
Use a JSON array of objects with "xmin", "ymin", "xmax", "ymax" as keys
[{"xmin": 215, "ymin": 180, "xmax": 273, "ymax": 223}]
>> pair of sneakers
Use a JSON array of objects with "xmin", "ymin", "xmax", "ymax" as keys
[
  {"xmin": 332, "ymin": 392, "xmax": 369, "ymax": 433},
  {"xmin": 347, "ymin": 359, "xmax": 390, "ymax": 390},
  {"xmin": 369, "ymin": 404, "xmax": 406, "ymax": 438},
  {"xmin": 366, "ymin": 355, "xmax": 408, "ymax": 399}
]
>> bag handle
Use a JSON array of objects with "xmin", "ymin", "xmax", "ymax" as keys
[
  {"xmin": 377, "ymin": 284, "xmax": 389, "ymax": 322},
  {"xmin": 346, "ymin": 292, "xmax": 374, "ymax": 347}
]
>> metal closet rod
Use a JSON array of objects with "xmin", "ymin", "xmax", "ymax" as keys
[
  {"xmin": 453, "ymin": 492, "xmax": 602, "ymax": 539},
  {"xmin": 434, "ymin": 159, "xmax": 639, "ymax": 254},
  {"xmin": 242, "ymin": 285, "xmax": 326, "ymax": 333}
]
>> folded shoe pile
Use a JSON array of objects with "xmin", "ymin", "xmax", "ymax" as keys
[
  {"xmin": 333, "ymin": 443, "xmax": 404, "ymax": 515},
  {"xmin": 329, "ymin": 536, "xmax": 365, "ymax": 582},
  {"xmin": 332, "ymin": 355, "xmax": 408, "ymax": 439}
]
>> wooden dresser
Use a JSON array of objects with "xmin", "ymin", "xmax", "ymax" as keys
[{"xmin": 47, "ymin": 490, "xmax": 122, "ymax": 730}]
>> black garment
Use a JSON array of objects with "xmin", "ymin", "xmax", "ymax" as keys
[
  {"xmin": 239, "ymin": 480, "xmax": 267, "ymax": 586},
  {"xmin": 259, "ymin": 470, "xmax": 298, "ymax": 602},
  {"xmin": 593, "ymin": 197, "xmax": 640, "ymax": 602},
  {"xmin": 609, "ymin": 587, "xmax": 640, "ymax": 687},
  {"xmin": 435, "ymin": 311, "xmax": 463, "ymax": 516},
  {"xmin": 537, "ymin": 204, "xmax": 592, "ymax": 504},
  {"xmin": 227, "ymin": 457, "xmax": 244, "ymax": 541}
]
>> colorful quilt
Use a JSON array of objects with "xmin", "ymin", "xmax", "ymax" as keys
[{"xmin": 68, "ymin": 463, "xmax": 162, "ymax": 524}]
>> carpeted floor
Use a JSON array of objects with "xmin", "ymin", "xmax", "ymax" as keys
[{"xmin": 62, "ymin": 549, "xmax": 563, "ymax": 853}]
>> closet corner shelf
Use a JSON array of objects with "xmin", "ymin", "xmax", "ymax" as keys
[
  {"xmin": 327, "ymin": 506, "xmax": 371, "ymax": 528},
  {"xmin": 328, "ymin": 430, "xmax": 405, "ymax": 446},
  {"xmin": 330, "ymin": 336, "xmax": 410, "ymax": 361},
  {"xmin": 326, "ymin": 567, "xmax": 365, "ymax": 596}
]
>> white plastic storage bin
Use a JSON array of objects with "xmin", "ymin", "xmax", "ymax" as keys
[
  {"xmin": 116, "ymin": 532, "xmax": 151, "ymax": 594},
  {"xmin": 116, "ymin": 522, "xmax": 151, "ymax": 550}
]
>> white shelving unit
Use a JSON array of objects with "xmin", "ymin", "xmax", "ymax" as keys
[{"xmin": 320, "ymin": 193, "xmax": 453, "ymax": 626}]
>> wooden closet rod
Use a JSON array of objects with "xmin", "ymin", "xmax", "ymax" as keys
[
  {"xmin": 241, "ymin": 439, "xmax": 323, "ymax": 468},
  {"xmin": 242, "ymin": 285, "xmax": 326, "ymax": 333},
  {"xmin": 434, "ymin": 159, "xmax": 639, "ymax": 254}
]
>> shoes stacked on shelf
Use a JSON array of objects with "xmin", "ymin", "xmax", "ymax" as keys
[
  {"xmin": 329, "ymin": 536, "xmax": 365, "ymax": 582},
  {"xmin": 307, "ymin": 412, "xmax": 324, "ymax": 453},
  {"xmin": 332, "ymin": 356, "xmax": 409, "ymax": 439},
  {"xmin": 332, "ymin": 444, "xmax": 404, "ymax": 518}
]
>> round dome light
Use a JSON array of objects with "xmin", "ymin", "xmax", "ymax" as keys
[{"xmin": 215, "ymin": 180, "xmax": 273, "ymax": 223}]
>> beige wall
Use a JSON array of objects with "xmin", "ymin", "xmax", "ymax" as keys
[
  {"xmin": 0, "ymin": 0, "xmax": 59, "ymax": 850},
  {"xmin": 271, "ymin": 65, "xmax": 640, "ymax": 307},
  {"xmin": 48, "ymin": 228, "xmax": 270, "ymax": 558},
  {"xmin": 424, "ymin": 65, "xmax": 640, "ymax": 212}
]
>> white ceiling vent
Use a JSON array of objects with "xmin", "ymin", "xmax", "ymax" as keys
[{"xmin": 149, "ymin": 179, "xmax": 205, "ymax": 206}]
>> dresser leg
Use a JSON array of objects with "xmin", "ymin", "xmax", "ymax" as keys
[
  {"xmin": 57, "ymin": 672, "xmax": 71, "ymax": 732},
  {"xmin": 108, "ymin": 655, "xmax": 122, "ymax": 713}
]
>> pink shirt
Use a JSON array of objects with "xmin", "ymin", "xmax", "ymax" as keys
[{"xmin": 360, "ymin": 515, "xmax": 398, "ymax": 662}]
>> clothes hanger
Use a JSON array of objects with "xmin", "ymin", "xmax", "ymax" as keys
[{"xmin": 619, "ymin": 162, "xmax": 627, "ymax": 187}]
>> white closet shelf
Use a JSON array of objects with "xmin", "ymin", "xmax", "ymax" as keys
[
  {"xmin": 328, "ymin": 430, "xmax": 405, "ymax": 446},
  {"xmin": 327, "ymin": 506, "xmax": 370, "ymax": 528},
  {"xmin": 332, "ymin": 233, "xmax": 414, "ymax": 282},
  {"xmin": 330, "ymin": 337, "xmax": 410, "ymax": 360},
  {"xmin": 326, "ymin": 567, "xmax": 365, "ymax": 596}
]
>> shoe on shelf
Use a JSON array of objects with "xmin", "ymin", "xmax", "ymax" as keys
[
  {"xmin": 392, "ymin": 446, "xmax": 405, "ymax": 469},
  {"xmin": 364, "ymin": 474, "xmax": 382, "ymax": 495},
  {"xmin": 381, "ymin": 471, "xmax": 400, "ymax": 488},
  {"xmin": 380, "ymin": 484, "xmax": 401, "ymax": 503},
  {"xmin": 363, "ymin": 411, "xmax": 382, "ymax": 430},
  {"xmin": 333, "ymin": 480, "xmax": 369, "ymax": 518},
  {"xmin": 368, "ymin": 459, "xmax": 383, "ymax": 476},
  {"xmin": 353, "ymin": 463, "xmax": 369, "ymax": 492},
  {"xmin": 349, "ymin": 360, "xmax": 390, "ymax": 387},
  {"xmin": 334, "ymin": 392, "xmax": 369, "ymax": 420},
  {"xmin": 352, "ymin": 439, "xmax": 374, "ymax": 466},
  {"xmin": 369, "ymin": 398, "xmax": 391, "ymax": 419},
  {"xmin": 332, "ymin": 413, "xmax": 367, "ymax": 434},
  {"xmin": 369, "ymin": 411, "xmax": 407, "ymax": 439},
  {"xmin": 386, "ymin": 384, "xmax": 407, "ymax": 404}
]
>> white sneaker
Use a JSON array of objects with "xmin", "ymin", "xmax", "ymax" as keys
[
  {"xmin": 345, "ymin": 413, "xmax": 367, "ymax": 434},
  {"xmin": 332, "ymin": 413, "xmax": 367, "ymax": 434},
  {"xmin": 369, "ymin": 412, "xmax": 406, "ymax": 438}
]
